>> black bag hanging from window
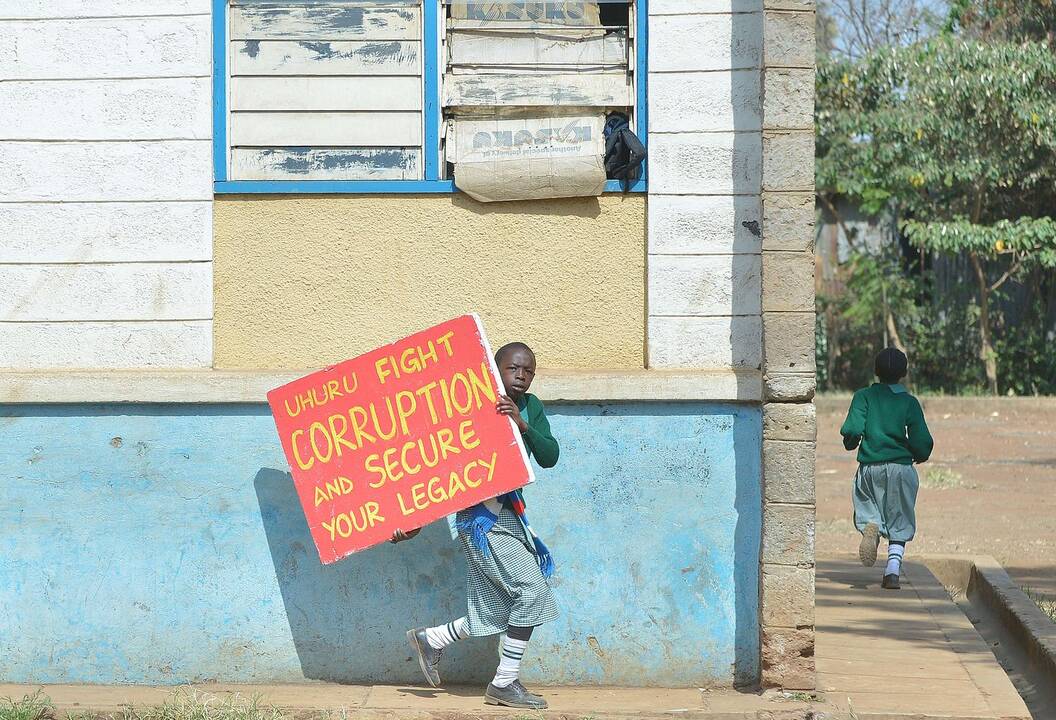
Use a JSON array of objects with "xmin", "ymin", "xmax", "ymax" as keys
[{"xmin": 603, "ymin": 112, "xmax": 646, "ymax": 190}]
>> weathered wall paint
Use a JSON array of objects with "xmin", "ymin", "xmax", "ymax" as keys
[
  {"xmin": 212, "ymin": 195, "xmax": 647, "ymax": 370},
  {"xmin": 227, "ymin": 3, "xmax": 425, "ymax": 181},
  {"xmin": 0, "ymin": 401, "xmax": 760, "ymax": 686},
  {"xmin": 0, "ymin": 3, "xmax": 213, "ymax": 368}
]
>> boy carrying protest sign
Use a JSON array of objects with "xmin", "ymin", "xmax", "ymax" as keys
[
  {"xmin": 841, "ymin": 347, "xmax": 934, "ymax": 590},
  {"xmin": 391, "ymin": 342, "xmax": 559, "ymax": 709}
]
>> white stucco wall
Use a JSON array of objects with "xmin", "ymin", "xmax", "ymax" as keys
[
  {"xmin": 0, "ymin": 0, "xmax": 213, "ymax": 368},
  {"xmin": 647, "ymin": 0, "xmax": 764, "ymax": 369},
  {"xmin": 0, "ymin": 0, "xmax": 769, "ymax": 372}
]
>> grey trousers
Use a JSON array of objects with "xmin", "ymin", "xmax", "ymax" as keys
[{"xmin": 852, "ymin": 463, "xmax": 919, "ymax": 543}]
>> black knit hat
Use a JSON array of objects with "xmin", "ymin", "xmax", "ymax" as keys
[{"xmin": 875, "ymin": 347, "xmax": 908, "ymax": 382}]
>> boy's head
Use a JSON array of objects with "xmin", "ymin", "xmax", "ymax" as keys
[
  {"xmin": 495, "ymin": 342, "xmax": 536, "ymax": 401},
  {"xmin": 875, "ymin": 347, "xmax": 908, "ymax": 384}
]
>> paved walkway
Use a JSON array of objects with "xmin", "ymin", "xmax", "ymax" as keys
[
  {"xmin": 817, "ymin": 557, "xmax": 1030, "ymax": 718},
  {"xmin": 0, "ymin": 683, "xmax": 812, "ymax": 719},
  {"xmin": 0, "ymin": 558, "xmax": 1032, "ymax": 720}
]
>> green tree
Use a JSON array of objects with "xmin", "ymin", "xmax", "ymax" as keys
[
  {"xmin": 946, "ymin": 0, "xmax": 1056, "ymax": 43},
  {"xmin": 816, "ymin": 37, "xmax": 1056, "ymax": 393}
]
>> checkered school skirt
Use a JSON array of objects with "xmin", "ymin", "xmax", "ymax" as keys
[{"xmin": 455, "ymin": 506, "xmax": 560, "ymax": 636}]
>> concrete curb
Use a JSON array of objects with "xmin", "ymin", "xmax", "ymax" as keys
[{"xmin": 923, "ymin": 554, "xmax": 1056, "ymax": 697}]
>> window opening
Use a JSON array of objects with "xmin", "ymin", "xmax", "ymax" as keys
[
  {"xmin": 213, "ymin": 0, "xmax": 644, "ymax": 192},
  {"xmin": 225, "ymin": 0, "xmax": 426, "ymax": 182},
  {"xmin": 441, "ymin": 0, "xmax": 640, "ymax": 199}
]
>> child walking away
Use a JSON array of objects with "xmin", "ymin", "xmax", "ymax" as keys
[
  {"xmin": 841, "ymin": 348, "xmax": 934, "ymax": 590},
  {"xmin": 391, "ymin": 342, "xmax": 559, "ymax": 709}
]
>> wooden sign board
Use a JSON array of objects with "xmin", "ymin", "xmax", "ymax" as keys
[{"xmin": 267, "ymin": 314, "xmax": 533, "ymax": 563}]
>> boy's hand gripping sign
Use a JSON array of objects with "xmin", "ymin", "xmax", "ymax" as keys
[{"xmin": 267, "ymin": 314, "xmax": 534, "ymax": 564}]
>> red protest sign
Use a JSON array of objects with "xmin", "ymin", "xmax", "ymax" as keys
[{"xmin": 267, "ymin": 314, "xmax": 533, "ymax": 564}]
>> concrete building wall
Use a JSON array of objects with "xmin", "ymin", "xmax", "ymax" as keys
[
  {"xmin": 0, "ymin": 400, "xmax": 760, "ymax": 687},
  {"xmin": 758, "ymin": 0, "xmax": 817, "ymax": 690},
  {"xmin": 212, "ymin": 195, "xmax": 646, "ymax": 370},
  {"xmin": 0, "ymin": 0, "xmax": 817, "ymax": 692},
  {"xmin": 646, "ymin": 0, "xmax": 763, "ymax": 371},
  {"xmin": 0, "ymin": 0, "xmax": 214, "ymax": 368},
  {"xmin": 645, "ymin": 0, "xmax": 817, "ymax": 688}
]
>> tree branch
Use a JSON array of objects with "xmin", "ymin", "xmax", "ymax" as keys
[{"xmin": 990, "ymin": 254, "xmax": 1025, "ymax": 292}]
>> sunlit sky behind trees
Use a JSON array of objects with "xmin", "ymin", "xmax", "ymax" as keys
[{"xmin": 816, "ymin": 0, "xmax": 948, "ymax": 57}]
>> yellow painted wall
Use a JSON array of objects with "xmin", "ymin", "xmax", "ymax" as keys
[{"xmin": 213, "ymin": 194, "xmax": 646, "ymax": 370}]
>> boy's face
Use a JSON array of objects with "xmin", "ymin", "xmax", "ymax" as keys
[{"xmin": 498, "ymin": 348, "xmax": 536, "ymax": 401}]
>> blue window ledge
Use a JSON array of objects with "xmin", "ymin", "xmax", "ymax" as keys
[{"xmin": 213, "ymin": 179, "xmax": 646, "ymax": 195}]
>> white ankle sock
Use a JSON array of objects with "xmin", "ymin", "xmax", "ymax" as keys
[
  {"xmin": 425, "ymin": 617, "xmax": 469, "ymax": 650},
  {"xmin": 492, "ymin": 636, "xmax": 528, "ymax": 688},
  {"xmin": 885, "ymin": 543, "xmax": 905, "ymax": 576}
]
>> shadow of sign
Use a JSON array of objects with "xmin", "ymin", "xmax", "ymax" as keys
[{"xmin": 253, "ymin": 467, "xmax": 497, "ymax": 683}]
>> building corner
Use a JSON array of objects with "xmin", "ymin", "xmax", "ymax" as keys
[{"xmin": 758, "ymin": 0, "xmax": 817, "ymax": 691}]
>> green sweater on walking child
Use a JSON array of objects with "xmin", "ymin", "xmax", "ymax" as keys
[
  {"xmin": 840, "ymin": 383, "xmax": 934, "ymax": 465},
  {"xmin": 841, "ymin": 348, "xmax": 934, "ymax": 591},
  {"xmin": 516, "ymin": 393, "xmax": 559, "ymax": 468}
]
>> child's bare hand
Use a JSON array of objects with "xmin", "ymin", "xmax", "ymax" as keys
[
  {"xmin": 497, "ymin": 395, "xmax": 528, "ymax": 432},
  {"xmin": 391, "ymin": 528, "xmax": 421, "ymax": 544}
]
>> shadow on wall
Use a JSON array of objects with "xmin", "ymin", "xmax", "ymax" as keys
[
  {"xmin": 254, "ymin": 468, "xmax": 498, "ymax": 684},
  {"xmin": 733, "ymin": 407, "xmax": 762, "ymax": 687},
  {"xmin": 731, "ymin": 0, "xmax": 767, "ymax": 688},
  {"xmin": 448, "ymin": 192, "xmax": 603, "ymax": 219}
]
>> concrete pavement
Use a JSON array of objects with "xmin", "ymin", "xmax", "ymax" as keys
[
  {"xmin": 0, "ymin": 683, "xmax": 816, "ymax": 719},
  {"xmin": 816, "ymin": 557, "xmax": 1030, "ymax": 719}
]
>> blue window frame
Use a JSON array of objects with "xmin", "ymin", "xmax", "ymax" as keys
[{"xmin": 212, "ymin": 0, "xmax": 647, "ymax": 194}]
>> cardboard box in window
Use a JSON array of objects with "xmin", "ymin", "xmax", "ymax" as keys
[
  {"xmin": 450, "ymin": 114, "xmax": 607, "ymax": 202},
  {"xmin": 449, "ymin": 0, "xmax": 601, "ymax": 26}
]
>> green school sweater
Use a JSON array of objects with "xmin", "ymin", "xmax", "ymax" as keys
[
  {"xmin": 840, "ymin": 383, "xmax": 934, "ymax": 465},
  {"xmin": 518, "ymin": 393, "xmax": 560, "ymax": 468}
]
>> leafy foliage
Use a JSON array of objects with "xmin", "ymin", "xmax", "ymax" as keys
[
  {"xmin": 816, "ymin": 250, "xmax": 989, "ymax": 393},
  {"xmin": 902, "ymin": 217, "xmax": 1056, "ymax": 265},
  {"xmin": 994, "ymin": 298, "xmax": 1056, "ymax": 396},
  {"xmin": 816, "ymin": 34, "xmax": 1056, "ymax": 393},
  {"xmin": 946, "ymin": 0, "xmax": 1056, "ymax": 43},
  {"xmin": 818, "ymin": 37, "xmax": 1056, "ymax": 221}
]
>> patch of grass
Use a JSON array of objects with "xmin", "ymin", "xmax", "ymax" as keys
[
  {"xmin": 0, "ymin": 692, "xmax": 53, "ymax": 720},
  {"xmin": 920, "ymin": 467, "xmax": 967, "ymax": 489},
  {"xmin": 1022, "ymin": 586, "xmax": 1056, "ymax": 624},
  {"xmin": 106, "ymin": 691, "xmax": 287, "ymax": 720}
]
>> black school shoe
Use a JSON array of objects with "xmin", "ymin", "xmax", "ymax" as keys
[
  {"xmin": 882, "ymin": 573, "xmax": 901, "ymax": 590},
  {"xmin": 484, "ymin": 680, "xmax": 548, "ymax": 709},
  {"xmin": 407, "ymin": 628, "xmax": 442, "ymax": 687}
]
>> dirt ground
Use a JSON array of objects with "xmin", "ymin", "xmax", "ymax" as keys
[{"xmin": 816, "ymin": 396, "xmax": 1056, "ymax": 601}]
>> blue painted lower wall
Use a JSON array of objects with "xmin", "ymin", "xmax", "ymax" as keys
[{"xmin": 0, "ymin": 402, "xmax": 760, "ymax": 687}]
